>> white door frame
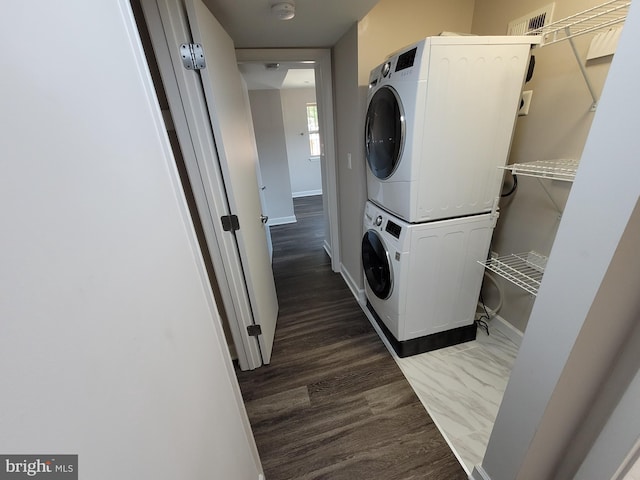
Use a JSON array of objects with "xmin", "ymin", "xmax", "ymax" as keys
[
  {"xmin": 237, "ymin": 49, "xmax": 341, "ymax": 273},
  {"xmin": 140, "ymin": 0, "xmax": 263, "ymax": 370}
]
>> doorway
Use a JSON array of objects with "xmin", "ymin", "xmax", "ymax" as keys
[
  {"xmin": 133, "ymin": 0, "xmax": 284, "ymax": 371},
  {"xmin": 131, "ymin": 0, "xmax": 341, "ymax": 372},
  {"xmin": 130, "ymin": 0, "xmax": 245, "ymax": 363},
  {"xmin": 237, "ymin": 49, "xmax": 341, "ymax": 274},
  {"xmin": 240, "ymin": 63, "xmax": 322, "ymax": 223}
]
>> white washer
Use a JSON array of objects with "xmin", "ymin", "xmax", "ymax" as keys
[
  {"xmin": 365, "ymin": 35, "xmax": 539, "ymax": 223},
  {"xmin": 361, "ymin": 201, "xmax": 496, "ymax": 357}
]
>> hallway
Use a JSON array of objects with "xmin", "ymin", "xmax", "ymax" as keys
[{"xmin": 236, "ymin": 196, "xmax": 466, "ymax": 480}]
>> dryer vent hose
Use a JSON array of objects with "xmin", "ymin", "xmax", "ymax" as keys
[{"xmin": 479, "ymin": 271, "xmax": 504, "ymax": 319}]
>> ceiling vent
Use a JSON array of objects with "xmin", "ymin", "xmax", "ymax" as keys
[{"xmin": 508, "ymin": 3, "xmax": 555, "ymax": 35}]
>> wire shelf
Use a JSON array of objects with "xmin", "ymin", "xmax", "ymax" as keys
[
  {"xmin": 501, "ymin": 159, "xmax": 579, "ymax": 182},
  {"xmin": 480, "ymin": 252, "xmax": 548, "ymax": 296},
  {"xmin": 532, "ymin": 0, "xmax": 631, "ymax": 46}
]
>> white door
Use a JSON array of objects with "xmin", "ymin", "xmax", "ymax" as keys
[
  {"xmin": 255, "ymin": 167, "xmax": 273, "ymax": 263},
  {"xmin": 144, "ymin": 0, "xmax": 279, "ymax": 365},
  {"xmin": 185, "ymin": 0, "xmax": 278, "ymax": 363},
  {"xmin": 242, "ymin": 79, "xmax": 273, "ymax": 262}
]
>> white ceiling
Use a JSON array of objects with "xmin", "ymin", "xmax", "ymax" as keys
[
  {"xmin": 202, "ymin": 0, "xmax": 380, "ymax": 49},
  {"xmin": 239, "ymin": 63, "xmax": 316, "ymax": 90},
  {"xmin": 281, "ymin": 69, "xmax": 315, "ymax": 89},
  {"xmin": 203, "ymin": 0, "xmax": 380, "ymax": 91}
]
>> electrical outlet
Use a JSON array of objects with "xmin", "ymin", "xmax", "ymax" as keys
[
  {"xmin": 519, "ymin": 90, "xmax": 533, "ymax": 116},
  {"xmin": 347, "ymin": 153, "xmax": 352, "ymax": 169}
]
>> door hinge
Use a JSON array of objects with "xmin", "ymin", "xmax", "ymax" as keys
[
  {"xmin": 179, "ymin": 43, "xmax": 206, "ymax": 70},
  {"xmin": 221, "ymin": 214, "xmax": 240, "ymax": 232},
  {"xmin": 247, "ymin": 324, "xmax": 262, "ymax": 337}
]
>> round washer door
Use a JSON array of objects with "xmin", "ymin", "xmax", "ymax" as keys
[
  {"xmin": 364, "ymin": 86, "xmax": 405, "ymax": 180},
  {"xmin": 362, "ymin": 229, "xmax": 393, "ymax": 299}
]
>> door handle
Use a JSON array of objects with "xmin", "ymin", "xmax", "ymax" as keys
[{"xmin": 260, "ymin": 215, "xmax": 269, "ymax": 224}]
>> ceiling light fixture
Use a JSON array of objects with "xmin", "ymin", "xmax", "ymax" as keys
[{"xmin": 271, "ymin": 2, "xmax": 295, "ymax": 20}]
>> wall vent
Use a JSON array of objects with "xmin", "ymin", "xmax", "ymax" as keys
[{"xmin": 508, "ymin": 3, "xmax": 555, "ymax": 35}]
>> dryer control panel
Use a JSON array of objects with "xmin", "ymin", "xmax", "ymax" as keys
[
  {"xmin": 367, "ymin": 39, "xmax": 426, "ymax": 92},
  {"xmin": 395, "ymin": 47, "xmax": 417, "ymax": 72},
  {"xmin": 385, "ymin": 221, "xmax": 402, "ymax": 239}
]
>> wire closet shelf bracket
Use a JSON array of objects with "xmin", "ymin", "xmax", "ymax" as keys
[
  {"xmin": 530, "ymin": 0, "xmax": 631, "ymax": 110},
  {"xmin": 480, "ymin": 252, "xmax": 548, "ymax": 297},
  {"xmin": 531, "ymin": 0, "xmax": 631, "ymax": 46}
]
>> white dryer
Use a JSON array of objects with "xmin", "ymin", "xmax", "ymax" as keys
[
  {"xmin": 365, "ymin": 35, "xmax": 539, "ymax": 223},
  {"xmin": 361, "ymin": 201, "xmax": 496, "ymax": 357}
]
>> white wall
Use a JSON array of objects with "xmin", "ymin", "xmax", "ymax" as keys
[
  {"xmin": 0, "ymin": 2, "xmax": 262, "ymax": 478},
  {"xmin": 248, "ymin": 89, "xmax": 296, "ymax": 225},
  {"xmin": 333, "ymin": 24, "xmax": 365, "ymax": 293},
  {"xmin": 281, "ymin": 88, "xmax": 323, "ymax": 197},
  {"xmin": 477, "ymin": 4, "xmax": 640, "ymax": 477}
]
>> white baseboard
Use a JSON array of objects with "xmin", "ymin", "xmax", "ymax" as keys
[
  {"xmin": 323, "ymin": 240, "xmax": 332, "ymax": 259},
  {"xmin": 268, "ymin": 215, "xmax": 296, "ymax": 226},
  {"xmin": 490, "ymin": 313, "xmax": 524, "ymax": 347},
  {"xmin": 258, "ymin": 474, "xmax": 265, "ymax": 480},
  {"xmin": 357, "ymin": 287, "xmax": 366, "ymax": 306},
  {"xmin": 339, "ymin": 264, "xmax": 364, "ymax": 304},
  {"xmin": 292, "ymin": 189, "xmax": 322, "ymax": 198},
  {"xmin": 470, "ymin": 465, "xmax": 492, "ymax": 480}
]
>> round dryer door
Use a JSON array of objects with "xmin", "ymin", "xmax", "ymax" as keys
[
  {"xmin": 362, "ymin": 229, "xmax": 393, "ymax": 299},
  {"xmin": 364, "ymin": 86, "xmax": 405, "ymax": 180}
]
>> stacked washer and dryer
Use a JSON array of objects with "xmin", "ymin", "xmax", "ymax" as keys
[{"xmin": 362, "ymin": 35, "xmax": 538, "ymax": 357}]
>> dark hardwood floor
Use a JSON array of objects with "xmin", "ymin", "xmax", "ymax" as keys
[{"xmin": 236, "ymin": 196, "xmax": 466, "ymax": 480}]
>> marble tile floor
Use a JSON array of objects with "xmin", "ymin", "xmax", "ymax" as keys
[{"xmin": 367, "ymin": 315, "xmax": 520, "ymax": 475}]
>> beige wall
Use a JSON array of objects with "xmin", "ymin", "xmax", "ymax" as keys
[
  {"xmin": 358, "ymin": 0, "xmax": 476, "ymax": 84},
  {"xmin": 334, "ymin": 0, "xmax": 619, "ymax": 334},
  {"xmin": 472, "ymin": 0, "xmax": 616, "ymax": 332},
  {"xmin": 479, "ymin": 5, "xmax": 640, "ymax": 474},
  {"xmin": 333, "ymin": 0, "xmax": 476, "ymax": 292}
]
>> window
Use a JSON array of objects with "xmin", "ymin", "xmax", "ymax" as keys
[{"xmin": 306, "ymin": 103, "xmax": 321, "ymax": 157}]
